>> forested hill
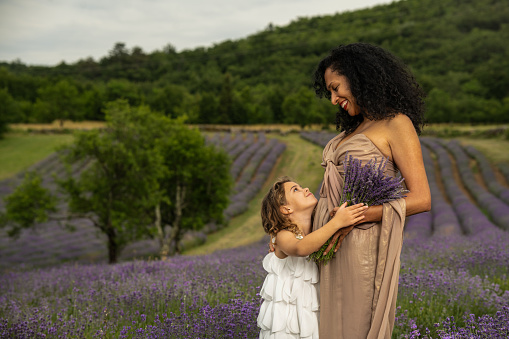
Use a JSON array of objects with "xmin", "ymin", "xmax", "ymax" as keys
[{"xmin": 1, "ymin": 0, "xmax": 508, "ymax": 126}]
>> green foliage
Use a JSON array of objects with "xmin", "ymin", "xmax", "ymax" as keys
[
  {"xmin": 281, "ymin": 87, "xmax": 334, "ymax": 128},
  {"xmin": 35, "ymin": 80, "xmax": 82, "ymax": 124},
  {"xmin": 0, "ymin": 88, "xmax": 15, "ymax": 137},
  {"xmin": 59, "ymin": 101, "xmax": 166, "ymax": 263},
  {"xmin": 157, "ymin": 124, "xmax": 232, "ymax": 254},
  {"xmin": 1, "ymin": 100, "xmax": 232, "ymax": 262},
  {"xmin": 0, "ymin": 172, "xmax": 57, "ymax": 237},
  {"xmin": 1, "ymin": 0, "xmax": 508, "ymax": 124}
]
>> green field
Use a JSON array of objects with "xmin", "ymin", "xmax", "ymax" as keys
[{"xmin": 0, "ymin": 133, "xmax": 74, "ymax": 181}]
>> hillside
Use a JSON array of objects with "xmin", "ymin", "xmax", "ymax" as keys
[{"xmin": 0, "ymin": 0, "xmax": 508, "ymax": 127}]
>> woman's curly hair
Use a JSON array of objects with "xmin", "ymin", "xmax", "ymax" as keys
[
  {"xmin": 261, "ymin": 176, "xmax": 302, "ymax": 239},
  {"xmin": 313, "ymin": 42, "xmax": 426, "ymax": 135}
]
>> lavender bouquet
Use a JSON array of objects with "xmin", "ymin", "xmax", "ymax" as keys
[{"xmin": 309, "ymin": 152, "xmax": 408, "ymax": 265}]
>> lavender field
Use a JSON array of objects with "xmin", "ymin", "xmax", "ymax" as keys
[
  {"xmin": 0, "ymin": 132, "xmax": 285, "ymax": 270},
  {"xmin": 1, "ymin": 131, "xmax": 509, "ymax": 338}
]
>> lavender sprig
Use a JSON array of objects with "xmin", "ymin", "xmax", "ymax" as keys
[{"xmin": 309, "ymin": 152, "xmax": 408, "ymax": 265}]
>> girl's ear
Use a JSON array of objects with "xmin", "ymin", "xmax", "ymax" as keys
[{"xmin": 280, "ymin": 205, "xmax": 292, "ymax": 215}]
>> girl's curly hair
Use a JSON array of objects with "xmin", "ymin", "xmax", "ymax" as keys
[
  {"xmin": 261, "ymin": 176, "xmax": 302, "ymax": 238},
  {"xmin": 313, "ymin": 42, "xmax": 426, "ymax": 135}
]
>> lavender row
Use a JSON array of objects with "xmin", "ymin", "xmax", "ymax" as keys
[
  {"xmin": 229, "ymin": 138, "xmax": 261, "ymax": 180},
  {"xmin": 227, "ymin": 133, "xmax": 252, "ymax": 159},
  {"xmin": 223, "ymin": 133, "xmax": 244, "ymax": 154},
  {"xmin": 423, "ymin": 143, "xmax": 463, "ymax": 237},
  {"xmin": 498, "ymin": 163, "xmax": 509, "ymax": 184},
  {"xmin": 300, "ymin": 131, "xmax": 336, "ymax": 148},
  {"xmin": 462, "ymin": 144, "xmax": 509, "ymax": 205},
  {"xmin": 204, "ymin": 133, "xmax": 222, "ymax": 147},
  {"xmin": 420, "ymin": 138, "xmax": 500, "ymax": 236},
  {"xmin": 439, "ymin": 139, "xmax": 509, "ymax": 231},
  {"xmin": 224, "ymin": 141, "xmax": 286, "ymax": 219},
  {"xmin": 233, "ymin": 138, "xmax": 274, "ymax": 194}
]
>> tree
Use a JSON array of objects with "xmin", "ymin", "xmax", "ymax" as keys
[
  {"xmin": 0, "ymin": 88, "xmax": 17, "ymax": 137},
  {"xmin": 197, "ymin": 92, "xmax": 219, "ymax": 124},
  {"xmin": 155, "ymin": 125, "xmax": 232, "ymax": 256},
  {"xmin": 36, "ymin": 79, "xmax": 82, "ymax": 126},
  {"xmin": 0, "ymin": 172, "xmax": 57, "ymax": 237},
  {"xmin": 217, "ymin": 73, "xmax": 234, "ymax": 124},
  {"xmin": 148, "ymin": 84, "xmax": 186, "ymax": 118},
  {"xmin": 282, "ymin": 87, "xmax": 323, "ymax": 128},
  {"xmin": 58, "ymin": 101, "xmax": 164, "ymax": 263},
  {"xmin": 104, "ymin": 79, "xmax": 142, "ymax": 107},
  {"xmin": 1, "ymin": 100, "xmax": 232, "ymax": 262}
]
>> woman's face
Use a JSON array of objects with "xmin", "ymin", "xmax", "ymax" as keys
[{"xmin": 324, "ymin": 67, "xmax": 360, "ymax": 117}]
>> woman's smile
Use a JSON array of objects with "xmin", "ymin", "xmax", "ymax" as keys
[{"xmin": 324, "ymin": 67, "xmax": 358, "ymax": 116}]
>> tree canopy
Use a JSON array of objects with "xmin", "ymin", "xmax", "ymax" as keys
[{"xmin": 0, "ymin": 0, "xmax": 508, "ymax": 125}]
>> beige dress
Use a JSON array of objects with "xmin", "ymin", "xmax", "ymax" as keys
[{"xmin": 312, "ymin": 132, "xmax": 406, "ymax": 339}]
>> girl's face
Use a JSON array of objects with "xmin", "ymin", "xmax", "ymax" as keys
[
  {"xmin": 324, "ymin": 67, "xmax": 360, "ymax": 117},
  {"xmin": 283, "ymin": 182, "xmax": 317, "ymax": 213}
]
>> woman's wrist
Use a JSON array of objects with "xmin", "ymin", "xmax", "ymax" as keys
[{"xmin": 364, "ymin": 205, "xmax": 383, "ymax": 223}]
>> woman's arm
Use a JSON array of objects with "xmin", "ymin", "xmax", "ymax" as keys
[
  {"xmin": 277, "ymin": 203, "xmax": 367, "ymax": 257},
  {"xmin": 363, "ymin": 115, "xmax": 431, "ymax": 223}
]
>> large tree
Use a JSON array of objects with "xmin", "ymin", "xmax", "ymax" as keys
[
  {"xmin": 57, "ymin": 101, "xmax": 164, "ymax": 263},
  {"xmin": 155, "ymin": 124, "xmax": 232, "ymax": 257},
  {"xmin": 1, "ymin": 100, "xmax": 232, "ymax": 263}
]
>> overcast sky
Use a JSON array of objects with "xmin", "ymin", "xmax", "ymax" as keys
[{"xmin": 0, "ymin": 0, "xmax": 396, "ymax": 66}]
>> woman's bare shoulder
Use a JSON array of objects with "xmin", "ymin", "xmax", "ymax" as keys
[
  {"xmin": 386, "ymin": 114, "xmax": 413, "ymax": 129},
  {"xmin": 383, "ymin": 114, "xmax": 417, "ymax": 139}
]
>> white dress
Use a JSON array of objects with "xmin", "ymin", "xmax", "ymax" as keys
[{"xmin": 257, "ymin": 251, "xmax": 320, "ymax": 339}]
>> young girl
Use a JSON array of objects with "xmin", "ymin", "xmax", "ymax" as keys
[{"xmin": 257, "ymin": 176, "xmax": 367, "ymax": 338}]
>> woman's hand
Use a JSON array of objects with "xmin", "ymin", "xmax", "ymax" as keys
[
  {"xmin": 323, "ymin": 225, "xmax": 354, "ymax": 255},
  {"xmin": 323, "ymin": 203, "xmax": 367, "ymax": 255}
]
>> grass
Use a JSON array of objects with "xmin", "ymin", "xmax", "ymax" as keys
[
  {"xmin": 455, "ymin": 138, "xmax": 509, "ymax": 164},
  {"xmin": 185, "ymin": 133, "xmax": 325, "ymax": 255},
  {"xmin": 0, "ymin": 132, "xmax": 74, "ymax": 180},
  {"xmin": 424, "ymin": 123, "xmax": 508, "ymax": 133},
  {"xmin": 9, "ymin": 120, "xmax": 105, "ymax": 131}
]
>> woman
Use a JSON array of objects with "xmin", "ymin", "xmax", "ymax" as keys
[{"xmin": 312, "ymin": 43, "xmax": 431, "ymax": 338}]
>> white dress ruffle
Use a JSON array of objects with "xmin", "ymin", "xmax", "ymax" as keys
[{"xmin": 257, "ymin": 252, "xmax": 320, "ymax": 339}]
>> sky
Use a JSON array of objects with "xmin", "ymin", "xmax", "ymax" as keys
[{"xmin": 0, "ymin": 0, "xmax": 396, "ymax": 66}]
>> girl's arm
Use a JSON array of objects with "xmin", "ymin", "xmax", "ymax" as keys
[{"xmin": 277, "ymin": 203, "xmax": 367, "ymax": 257}]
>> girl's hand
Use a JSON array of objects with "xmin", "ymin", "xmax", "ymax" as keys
[{"xmin": 330, "ymin": 202, "xmax": 368, "ymax": 227}]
